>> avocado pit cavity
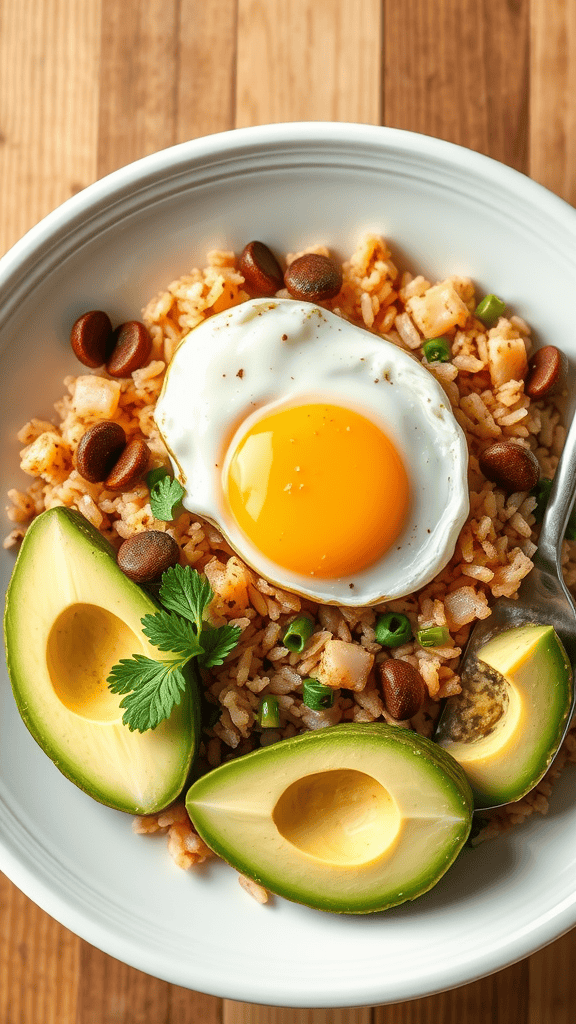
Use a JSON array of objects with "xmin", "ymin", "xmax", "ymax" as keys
[
  {"xmin": 47, "ymin": 603, "xmax": 142, "ymax": 723},
  {"xmin": 272, "ymin": 769, "xmax": 401, "ymax": 867}
]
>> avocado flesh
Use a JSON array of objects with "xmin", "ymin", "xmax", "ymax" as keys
[
  {"xmin": 186, "ymin": 723, "xmax": 473, "ymax": 914},
  {"xmin": 4, "ymin": 506, "xmax": 198, "ymax": 814},
  {"xmin": 436, "ymin": 624, "xmax": 572, "ymax": 808}
]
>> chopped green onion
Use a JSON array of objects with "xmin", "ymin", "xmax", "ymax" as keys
[
  {"xmin": 422, "ymin": 337, "xmax": 451, "ymax": 363},
  {"xmin": 531, "ymin": 477, "xmax": 553, "ymax": 524},
  {"xmin": 258, "ymin": 696, "xmax": 280, "ymax": 729},
  {"xmin": 474, "ymin": 294, "xmax": 506, "ymax": 327},
  {"xmin": 302, "ymin": 678, "xmax": 334, "ymax": 710},
  {"xmin": 283, "ymin": 614, "xmax": 315, "ymax": 653},
  {"xmin": 375, "ymin": 612, "xmax": 413, "ymax": 647},
  {"xmin": 417, "ymin": 625, "xmax": 450, "ymax": 648}
]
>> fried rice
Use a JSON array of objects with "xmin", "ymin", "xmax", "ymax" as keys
[{"xmin": 7, "ymin": 234, "xmax": 576, "ymax": 875}]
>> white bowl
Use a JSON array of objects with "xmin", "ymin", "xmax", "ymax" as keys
[{"xmin": 1, "ymin": 123, "xmax": 576, "ymax": 1008}]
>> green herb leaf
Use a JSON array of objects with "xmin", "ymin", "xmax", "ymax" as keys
[
  {"xmin": 159, "ymin": 564, "xmax": 213, "ymax": 631},
  {"xmin": 107, "ymin": 565, "xmax": 242, "ymax": 734},
  {"xmin": 149, "ymin": 474, "xmax": 185, "ymax": 521},
  {"xmin": 141, "ymin": 610, "xmax": 203, "ymax": 657},
  {"xmin": 146, "ymin": 466, "xmax": 170, "ymax": 490},
  {"xmin": 199, "ymin": 623, "xmax": 243, "ymax": 668},
  {"xmin": 107, "ymin": 654, "xmax": 188, "ymax": 732}
]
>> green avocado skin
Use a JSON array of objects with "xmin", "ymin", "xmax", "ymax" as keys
[
  {"xmin": 186, "ymin": 723, "xmax": 473, "ymax": 914},
  {"xmin": 4, "ymin": 506, "xmax": 199, "ymax": 815}
]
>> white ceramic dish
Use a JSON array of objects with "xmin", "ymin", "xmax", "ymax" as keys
[{"xmin": 1, "ymin": 123, "xmax": 576, "ymax": 1008}]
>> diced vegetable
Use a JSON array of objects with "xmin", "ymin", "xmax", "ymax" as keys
[
  {"xmin": 258, "ymin": 696, "xmax": 280, "ymax": 729},
  {"xmin": 417, "ymin": 625, "xmax": 450, "ymax": 647},
  {"xmin": 422, "ymin": 337, "xmax": 451, "ymax": 363},
  {"xmin": 407, "ymin": 281, "xmax": 469, "ymax": 339},
  {"xmin": 283, "ymin": 615, "xmax": 315, "ymax": 653},
  {"xmin": 302, "ymin": 678, "xmax": 334, "ymax": 710},
  {"xmin": 318, "ymin": 639, "xmax": 374, "ymax": 691},
  {"xmin": 474, "ymin": 294, "xmax": 506, "ymax": 327},
  {"xmin": 375, "ymin": 612, "xmax": 413, "ymax": 647}
]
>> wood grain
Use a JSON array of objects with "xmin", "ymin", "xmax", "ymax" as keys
[
  {"xmin": 383, "ymin": 0, "xmax": 530, "ymax": 170},
  {"xmin": 0, "ymin": 874, "xmax": 80, "ymax": 1024},
  {"xmin": 1, "ymin": 0, "xmax": 576, "ymax": 1021},
  {"xmin": 530, "ymin": 0, "xmax": 576, "ymax": 203},
  {"xmin": 223, "ymin": 1010, "xmax": 371, "ymax": 1024},
  {"xmin": 236, "ymin": 0, "xmax": 382, "ymax": 126},
  {"xmin": 0, "ymin": 0, "xmax": 100, "ymax": 255}
]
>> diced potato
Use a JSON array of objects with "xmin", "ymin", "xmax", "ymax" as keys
[
  {"xmin": 317, "ymin": 639, "xmax": 374, "ymax": 692},
  {"xmin": 20, "ymin": 432, "xmax": 72, "ymax": 483},
  {"xmin": 73, "ymin": 375, "xmax": 121, "ymax": 419},
  {"xmin": 407, "ymin": 281, "xmax": 469, "ymax": 339},
  {"xmin": 487, "ymin": 324, "xmax": 528, "ymax": 388}
]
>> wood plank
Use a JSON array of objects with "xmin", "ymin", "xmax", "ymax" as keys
[
  {"xmin": 75, "ymin": 943, "xmax": 223, "ymax": 1024},
  {"xmin": 98, "ymin": 0, "xmax": 237, "ymax": 178},
  {"xmin": 374, "ymin": 960, "xmax": 529, "ymax": 1024},
  {"xmin": 0, "ymin": 873, "xmax": 80, "ymax": 1024},
  {"xmin": 223, "ymin": 1007, "xmax": 372, "ymax": 1024},
  {"xmin": 383, "ymin": 0, "xmax": 530, "ymax": 169},
  {"xmin": 530, "ymin": 0, "xmax": 576, "ymax": 203},
  {"xmin": 0, "ymin": 0, "xmax": 101, "ymax": 256},
  {"xmin": 235, "ymin": 0, "xmax": 382, "ymax": 126},
  {"xmin": 528, "ymin": 929, "xmax": 576, "ymax": 1024}
]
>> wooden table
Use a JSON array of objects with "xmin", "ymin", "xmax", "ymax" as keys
[{"xmin": 1, "ymin": 0, "xmax": 575, "ymax": 1020}]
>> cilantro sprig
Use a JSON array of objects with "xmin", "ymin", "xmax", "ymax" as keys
[
  {"xmin": 107, "ymin": 565, "xmax": 241, "ymax": 733},
  {"xmin": 147, "ymin": 467, "xmax": 185, "ymax": 521}
]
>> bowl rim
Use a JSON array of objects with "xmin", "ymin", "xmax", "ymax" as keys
[{"xmin": 2, "ymin": 121, "xmax": 576, "ymax": 1007}]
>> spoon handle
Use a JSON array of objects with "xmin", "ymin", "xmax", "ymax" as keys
[{"xmin": 537, "ymin": 408, "xmax": 576, "ymax": 572}]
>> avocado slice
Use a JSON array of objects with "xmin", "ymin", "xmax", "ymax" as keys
[
  {"xmin": 435, "ymin": 624, "xmax": 572, "ymax": 808},
  {"xmin": 4, "ymin": 506, "xmax": 198, "ymax": 814},
  {"xmin": 186, "ymin": 723, "xmax": 473, "ymax": 914}
]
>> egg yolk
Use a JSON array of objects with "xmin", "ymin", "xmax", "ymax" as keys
[{"xmin": 225, "ymin": 403, "xmax": 410, "ymax": 578}]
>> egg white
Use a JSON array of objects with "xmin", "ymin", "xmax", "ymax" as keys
[{"xmin": 154, "ymin": 298, "xmax": 469, "ymax": 606}]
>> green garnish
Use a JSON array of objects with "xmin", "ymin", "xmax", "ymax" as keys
[
  {"xmin": 148, "ymin": 470, "xmax": 185, "ymax": 521},
  {"xmin": 474, "ymin": 294, "xmax": 506, "ymax": 328},
  {"xmin": 531, "ymin": 477, "xmax": 553, "ymax": 524},
  {"xmin": 146, "ymin": 466, "xmax": 170, "ymax": 489},
  {"xmin": 417, "ymin": 625, "xmax": 450, "ymax": 647},
  {"xmin": 530, "ymin": 477, "xmax": 576, "ymax": 538},
  {"xmin": 283, "ymin": 614, "xmax": 315, "ymax": 653},
  {"xmin": 302, "ymin": 678, "xmax": 334, "ymax": 710},
  {"xmin": 258, "ymin": 696, "xmax": 280, "ymax": 728},
  {"xmin": 375, "ymin": 612, "xmax": 413, "ymax": 647},
  {"xmin": 107, "ymin": 566, "xmax": 241, "ymax": 733},
  {"xmin": 422, "ymin": 337, "xmax": 451, "ymax": 363}
]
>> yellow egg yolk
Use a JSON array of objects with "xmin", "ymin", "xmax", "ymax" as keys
[{"xmin": 225, "ymin": 403, "xmax": 410, "ymax": 578}]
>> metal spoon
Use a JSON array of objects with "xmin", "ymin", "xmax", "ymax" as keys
[{"xmin": 436, "ymin": 402, "xmax": 576, "ymax": 811}]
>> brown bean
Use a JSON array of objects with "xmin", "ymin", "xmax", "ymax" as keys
[
  {"xmin": 105, "ymin": 438, "xmax": 150, "ymax": 490},
  {"xmin": 378, "ymin": 660, "xmax": 426, "ymax": 721},
  {"xmin": 117, "ymin": 530, "xmax": 180, "ymax": 583},
  {"xmin": 239, "ymin": 241, "xmax": 283, "ymax": 296},
  {"xmin": 76, "ymin": 421, "xmax": 127, "ymax": 483},
  {"xmin": 525, "ymin": 345, "xmax": 565, "ymax": 399},
  {"xmin": 478, "ymin": 440, "xmax": 540, "ymax": 493},
  {"xmin": 284, "ymin": 253, "xmax": 343, "ymax": 302},
  {"xmin": 106, "ymin": 321, "xmax": 152, "ymax": 377},
  {"xmin": 70, "ymin": 310, "xmax": 114, "ymax": 368}
]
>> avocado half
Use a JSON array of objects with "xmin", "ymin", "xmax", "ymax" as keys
[
  {"xmin": 186, "ymin": 722, "xmax": 473, "ymax": 914},
  {"xmin": 436, "ymin": 624, "xmax": 572, "ymax": 808},
  {"xmin": 4, "ymin": 506, "xmax": 199, "ymax": 814}
]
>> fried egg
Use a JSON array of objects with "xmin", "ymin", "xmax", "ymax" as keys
[{"xmin": 154, "ymin": 298, "xmax": 469, "ymax": 606}]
